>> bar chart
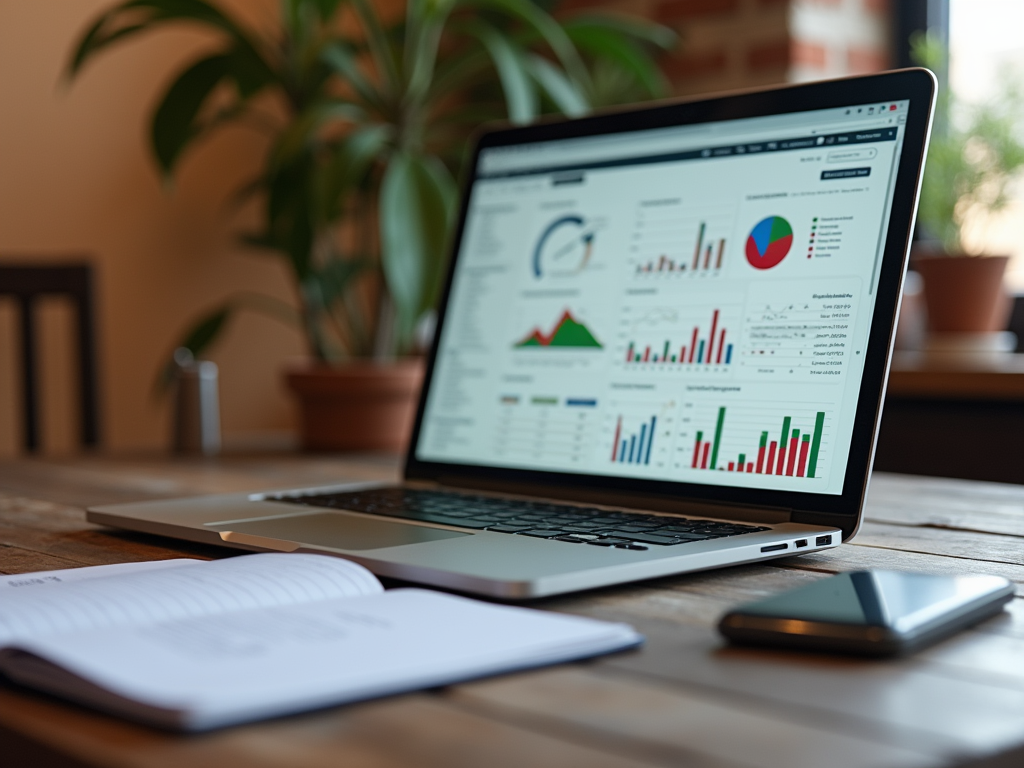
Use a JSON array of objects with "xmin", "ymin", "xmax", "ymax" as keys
[
  {"xmin": 623, "ymin": 307, "xmax": 734, "ymax": 366},
  {"xmin": 634, "ymin": 229, "xmax": 726, "ymax": 275},
  {"xmin": 688, "ymin": 406, "xmax": 828, "ymax": 479},
  {"xmin": 610, "ymin": 413, "xmax": 658, "ymax": 465},
  {"xmin": 630, "ymin": 202, "xmax": 733, "ymax": 278}
]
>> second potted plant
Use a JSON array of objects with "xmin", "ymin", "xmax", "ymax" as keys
[{"xmin": 912, "ymin": 33, "xmax": 1024, "ymax": 354}]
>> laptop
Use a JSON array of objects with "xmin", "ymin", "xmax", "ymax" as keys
[{"xmin": 90, "ymin": 69, "xmax": 936, "ymax": 599}]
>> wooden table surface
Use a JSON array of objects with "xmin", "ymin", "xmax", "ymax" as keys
[{"xmin": 3, "ymin": 455, "xmax": 1024, "ymax": 768}]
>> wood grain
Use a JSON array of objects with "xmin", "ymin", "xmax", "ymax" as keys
[
  {"xmin": 0, "ymin": 688, "xmax": 664, "ymax": 768},
  {"xmin": 4, "ymin": 459, "xmax": 1024, "ymax": 768},
  {"xmin": 452, "ymin": 667, "xmax": 941, "ymax": 768},
  {"xmin": 866, "ymin": 473, "xmax": 1024, "ymax": 537}
]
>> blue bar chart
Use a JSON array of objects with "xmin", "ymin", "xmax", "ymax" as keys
[{"xmin": 610, "ymin": 414, "xmax": 657, "ymax": 465}]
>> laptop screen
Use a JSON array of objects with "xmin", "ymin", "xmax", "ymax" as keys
[{"xmin": 415, "ymin": 100, "xmax": 911, "ymax": 496}]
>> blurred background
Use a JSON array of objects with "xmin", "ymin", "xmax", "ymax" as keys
[{"xmin": 0, "ymin": 0, "xmax": 1005, "ymax": 459}]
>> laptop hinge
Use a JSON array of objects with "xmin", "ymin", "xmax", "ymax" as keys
[{"xmin": 426, "ymin": 476, "xmax": 793, "ymax": 525}]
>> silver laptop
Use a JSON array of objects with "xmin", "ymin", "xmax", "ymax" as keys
[{"xmin": 90, "ymin": 70, "xmax": 936, "ymax": 599}]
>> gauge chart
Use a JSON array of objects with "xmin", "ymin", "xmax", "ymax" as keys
[{"xmin": 532, "ymin": 215, "xmax": 598, "ymax": 278}]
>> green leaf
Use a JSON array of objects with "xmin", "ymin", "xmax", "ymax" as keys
[
  {"xmin": 313, "ymin": 258, "xmax": 371, "ymax": 308},
  {"xmin": 68, "ymin": 0, "xmax": 267, "ymax": 79},
  {"xmin": 351, "ymin": 0, "xmax": 400, "ymax": 97},
  {"xmin": 405, "ymin": 0, "xmax": 455, "ymax": 103},
  {"xmin": 564, "ymin": 13, "xmax": 676, "ymax": 50},
  {"xmin": 379, "ymin": 152, "xmax": 454, "ymax": 347},
  {"xmin": 225, "ymin": 39, "xmax": 276, "ymax": 97},
  {"xmin": 317, "ymin": 124, "xmax": 392, "ymax": 222},
  {"xmin": 261, "ymin": 153, "xmax": 317, "ymax": 276},
  {"xmin": 157, "ymin": 302, "xmax": 233, "ymax": 391},
  {"xmin": 563, "ymin": 22, "xmax": 669, "ymax": 98},
  {"xmin": 270, "ymin": 101, "xmax": 367, "ymax": 172},
  {"xmin": 428, "ymin": 47, "xmax": 492, "ymax": 100},
  {"xmin": 181, "ymin": 304, "xmax": 232, "ymax": 353},
  {"xmin": 156, "ymin": 291, "xmax": 303, "ymax": 391},
  {"xmin": 322, "ymin": 42, "xmax": 388, "ymax": 113},
  {"xmin": 416, "ymin": 155, "xmax": 456, "ymax": 314},
  {"xmin": 526, "ymin": 54, "xmax": 588, "ymax": 116},
  {"xmin": 463, "ymin": 0, "xmax": 591, "ymax": 93},
  {"xmin": 150, "ymin": 53, "xmax": 232, "ymax": 175},
  {"xmin": 465, "ymin": 21, "xmax": 537, "ymax": 124}
]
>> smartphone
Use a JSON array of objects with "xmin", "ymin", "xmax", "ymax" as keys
[{"xmin": 718, "ymin": 570, "xmax": 1013, "ymax": 656}]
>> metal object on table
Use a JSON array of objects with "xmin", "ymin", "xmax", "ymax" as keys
[{"xmin": 172, "ymin": 348, "xmax": 221, "ymax": 456}]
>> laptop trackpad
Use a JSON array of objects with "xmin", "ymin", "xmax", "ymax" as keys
[{"xmin": 214, "ymin": 512, "xmax": 469, "ymax": 551}]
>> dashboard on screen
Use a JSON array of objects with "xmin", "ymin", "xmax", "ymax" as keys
[{"xmin": 415, "ymin": 101, "xmax": 910, "ymax": 497}]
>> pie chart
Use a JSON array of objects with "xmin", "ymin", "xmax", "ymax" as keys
[{"xmin": 745, "ymin": 216, "xmax": 793, "ymax": 270}]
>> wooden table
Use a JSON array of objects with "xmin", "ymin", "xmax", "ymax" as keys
[{"xmin": 3, "ymin": 455, "xmax": 1024, "ymax": 768}]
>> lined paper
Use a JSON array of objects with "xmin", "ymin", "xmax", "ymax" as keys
[{"xmin": 0, "ymin": 554, "xmax": 383, "ymax": 644}]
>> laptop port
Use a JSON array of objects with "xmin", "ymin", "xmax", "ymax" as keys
[
  {"xmin": 760, "ymin": 543, "xmax": 788, "ymax": 553},
  {"xmin": 815, "ymin": 535, "xmax": 832, "ymax": 546},
  {"xmin": 795, "ymin": 539, "xmax": 808, "ymax": 548}
]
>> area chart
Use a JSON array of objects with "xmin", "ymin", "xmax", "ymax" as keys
[{"xmin": 515, "ymin": 310, "xmax": 602, "ymax": 348}]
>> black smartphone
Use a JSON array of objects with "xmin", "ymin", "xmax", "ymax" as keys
[{"xmin": 718, "ymin": 571, "xmax": 1013, "ymax": 656}]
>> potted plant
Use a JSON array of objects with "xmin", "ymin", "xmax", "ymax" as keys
[
  {"xmin": 912, "ymin": 33, "xmax": 1024, "ymax": 346},
  {"xmin": 69, "ymin": 0, "xmax": 674, "ymax": 450}
]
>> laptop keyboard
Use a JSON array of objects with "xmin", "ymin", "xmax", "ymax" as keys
[{"xmin": 273, "ymin": 488, "xmax": 770, "ymax": 551}]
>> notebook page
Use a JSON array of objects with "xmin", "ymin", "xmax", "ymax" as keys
[
  {"xmin": 2, "ymin": 589, "xmax": 642, "ymax": 730},
  {"xmin": 0, "ymin": 554, "xmax": 382, "ymax": 645},
  {"xmin": 0, "ymin": 559, "xmax": 202, "ymax": 590}
]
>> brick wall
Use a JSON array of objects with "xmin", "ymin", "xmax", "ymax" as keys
[
  {"xmin": 561, "ymin": 0, "xmax": 892, "ymax": 97},
  {"xmin": 788, "ymin": 0, "xmax": 891, "ymax": 83}
]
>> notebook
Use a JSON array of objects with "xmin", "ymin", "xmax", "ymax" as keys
[{"xmin": 0, "ymin": 555, "xmax": 641, "ymax": 730}]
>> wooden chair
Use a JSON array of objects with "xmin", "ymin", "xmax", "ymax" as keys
[{"xmin": 0, "ymin": 262, "xmax": 100, "ymax": 452}]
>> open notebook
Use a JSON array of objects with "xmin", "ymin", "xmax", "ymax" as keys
[{"xmin": 0, "ymin": 554, "xmax": 641, "ymax": 731}]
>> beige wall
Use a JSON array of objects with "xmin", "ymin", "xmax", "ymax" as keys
[{"xmin": 0, "ymin": 1, "xmax": 305, "ymax": 456}]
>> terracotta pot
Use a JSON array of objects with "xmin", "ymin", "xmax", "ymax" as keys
[
  {"xmin": 914, "ymin": 254, "xmax": 1011, "ymax": 333},
  {"xmin": 285, "ymin": 360, "xmax": 425, "ymax": 452}
]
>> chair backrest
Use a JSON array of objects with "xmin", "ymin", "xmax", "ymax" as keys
[{"xmin": 0, "ymin": 262, "xmax": 100, "ymax": 452}]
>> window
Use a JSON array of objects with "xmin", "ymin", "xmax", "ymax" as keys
[{"xmin": 948, "ymin": 0, "xmax": 1024, "ymax": 289}]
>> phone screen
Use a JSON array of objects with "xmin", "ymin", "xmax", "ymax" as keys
[
  {"xmin": 720, "ymin": 571, "xmax": 1012, "ymax": 655},
  {"xmin": 738, "ymin": 571, "xmax": 1006, "ymax": 630}
]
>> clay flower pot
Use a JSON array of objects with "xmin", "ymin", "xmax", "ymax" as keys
[
  {"xmin": 914, "ymin": 254, "xmax": 1011, "ymax": 333},
  {"xmin": 285, "ymin": 360, "xmax": 425, "ymax": 452}
]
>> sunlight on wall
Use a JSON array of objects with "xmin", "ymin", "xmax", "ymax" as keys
[{"xmin": 949, "ymin": 0, "xmax": 1024, "ymax": 290}]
